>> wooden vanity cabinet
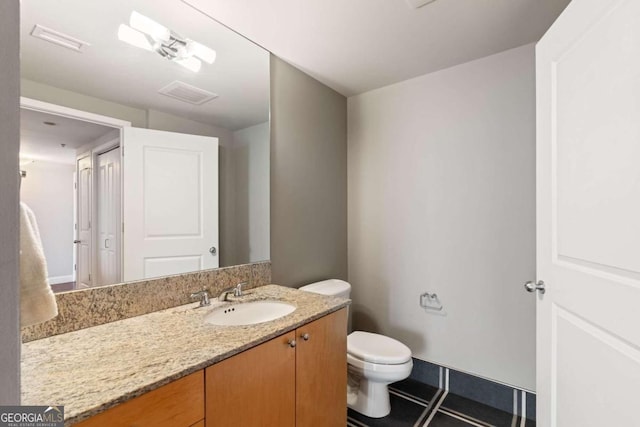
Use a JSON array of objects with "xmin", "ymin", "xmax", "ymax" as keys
[
  {"xmin": 295, "ymin": 308, "xmax": 347, "ymax": 426},
  {"xmin": 205, "ymin": 308, "xmax": 347, "ymax": 427},
  {"xmin": 206, "ymin": 330, "xmax": 297, "ymax": 426},
  {"xmin": 74, "ymin": 309, "xmax": 346, "ymax": 427},
  {"xmin": 74, "ymin": 371, "xmax": 204, "ymax": 427}
]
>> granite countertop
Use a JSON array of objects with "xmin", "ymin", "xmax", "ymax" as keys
[{"xmin": 21, "ymin": 285, "xmax": 349, "ymax": 425}]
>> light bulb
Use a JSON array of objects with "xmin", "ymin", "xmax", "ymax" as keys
[
  {"xmin": 118, "ymin": 24, "xmax": 153, "ymax": 51},
  {"xmin": 130, "ymin": 11, "xmax": 170, "ymax": 41},
  {"xmin": 175, "ymin": 56, "xmax": 202, "ymax": 72},
  {"xmin": 187, "ymin": 41, "xmax": 216, "ymax": 64}
]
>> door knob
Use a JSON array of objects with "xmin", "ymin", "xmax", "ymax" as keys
[
  {"xmin": 209, "ymin": 246, "xmax": 217, "ymax": 255},
  {"xmin": 301, "ymin": 333, "xmax": 310, "ymax": 341},
  {"xmin": 524, "ymin": 280, "xmax": 545, "ymax": 294},
  {"xmin": 288, "ymin": 339, "xmax": 296, "ymax": 348}
]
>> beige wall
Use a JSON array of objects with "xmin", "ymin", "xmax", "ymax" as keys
[
  {"xmin": 21, "ymin": 79, "xmax": 147, "ymax": 127},
  {"xmin": 231, "ymin": 122, "xmax": 270, "ymax": 265},
  {"xmin": 0, "ymin": 0, "xmax": 21, "ymax": 404},
  {"xmin": 20, "ymin": 162, "xmax": 76, "ymax": 281},
  {"xmin": 348, "ymin": 44, "xmax": 536, "ymax": 390},
  {"xmin": 270, "ymin": 56, "xmax": 348, "ymax": 287},
  {"xmin": 146, "ymin": 109, "xmax": 233, "ymax": 145}
]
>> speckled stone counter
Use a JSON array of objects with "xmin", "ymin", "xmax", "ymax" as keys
[
  {"xmin": 22, "ymin": 261, "xmax": 271, "ymax": 342},
  {"xmin": 21, "ymin": 285, "xmax": 350, "ymax": 426}
]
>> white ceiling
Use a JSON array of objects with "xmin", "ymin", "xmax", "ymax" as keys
[
  {"xmin": 20, "ymin": 109, "xmax": 114, "ymax": 164},
  {"xmin": 20, "ymin": 0, "xmax": 270, "ymax": 131},
  {"xmin": 183, "ymin": 0, "xmax": 571, "ymax": 96}
]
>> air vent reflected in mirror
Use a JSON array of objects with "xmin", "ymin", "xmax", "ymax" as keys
[{"xmin": 157, "ymin": 81, "xmax": 218, "ymax": 105}]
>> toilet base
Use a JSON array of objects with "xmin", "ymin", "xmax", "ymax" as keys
[{"xmin": 348, "ymin": 379, "xmax": 391, "ymax": 418}]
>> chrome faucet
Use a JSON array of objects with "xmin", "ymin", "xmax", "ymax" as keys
[
  {"xmin": 218, "ymin": 282, "xmax": 247, "ymax": 301},
  {"xmin": 190, "ymin": 290, "xmax": 211, "ymax": 307}
]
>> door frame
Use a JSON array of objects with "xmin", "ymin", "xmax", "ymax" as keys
[{"xmin": 20, "ymin": 97, "xmax": 131, "ymax": 287}]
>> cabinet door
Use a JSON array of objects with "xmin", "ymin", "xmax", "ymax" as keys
[
  {"xmin": 75, "ymin": 371, "xmax": 204, "ymax": 427},
  {"xmin": 296, "ymin": 308, "xmax": 347, "ymax": 427},
  {"xmin": 205, "ymin": 332, "xmax": 296, "ymax": 427}
]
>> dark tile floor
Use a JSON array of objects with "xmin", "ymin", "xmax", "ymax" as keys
[{"xmin": 347, "ymin": 379, "xmax": 536, "ymax": 427}]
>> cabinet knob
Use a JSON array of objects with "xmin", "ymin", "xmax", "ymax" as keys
[
  {"xmin": 288, "ymin": 339, "xmax": 296, "ymax": 348},
  {"xmin": 301, "ymin": 333, "xmax": 310, "ymax": 341}
]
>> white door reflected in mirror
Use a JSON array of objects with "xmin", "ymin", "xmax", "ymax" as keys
[
  {"xmin": 76, "ymin": 155, "xmax": 93, "ymax": 288},
  {"xmin": 96, "ymin": 146, "xmax": 121, "ymax": 286},
  {"xmin": 122, "ymin": 127, "xmax": 219, "ymax": 281}
]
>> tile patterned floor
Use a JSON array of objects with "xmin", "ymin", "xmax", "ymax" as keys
[{"xmin": 347, "ymin": 379, "xmax": 536, "ymax": 427}]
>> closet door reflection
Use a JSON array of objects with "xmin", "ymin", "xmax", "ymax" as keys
[
  {"xmin": 76, "ymin": 155, "xmax": 92, "ymax": 288},
  {"xmin": 96, "ymin": 147, "xmax": 121, "ymax": 286}
]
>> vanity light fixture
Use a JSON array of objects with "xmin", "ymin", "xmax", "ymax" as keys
[{"xmin": 117, "ymin": 11, "xmax": 216, "ymax": 73}]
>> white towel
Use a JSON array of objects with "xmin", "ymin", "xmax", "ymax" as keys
[{"xmin": 20, "ymin": 202, "xmax": 58, "ymax": 327}]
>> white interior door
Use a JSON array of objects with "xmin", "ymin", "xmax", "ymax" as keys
[
  {"xmin": 75, "ymin": 155, "xmax": 92, "ymax": 287},
  {"xmin": 536, "ymin": 0, "xmax": 640, "ymax": 425},
  {"xmin": 122, "ymin": 127, "xmax": 218, "ymax": 281},
  {"xmin": 96, "ymin": 147, "xmax": 121, "ymax": 286}
]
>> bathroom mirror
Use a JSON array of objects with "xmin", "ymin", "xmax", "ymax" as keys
[{"xmin": 19, "ymin": 0, "xmax": 270, "ymax": 292}]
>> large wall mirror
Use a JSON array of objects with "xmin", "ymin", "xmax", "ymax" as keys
[{"xmin": 19, "ymin": 0, "xmax": 270, "ymax": 292}]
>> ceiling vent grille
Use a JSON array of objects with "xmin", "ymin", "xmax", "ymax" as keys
[
  {"xmin": 157, "ymin": 81, "xmax": 218, "ymax": 105},
  {"xmin": 30, "ymin": 24, "xmax": 90, "ymax": 52}
]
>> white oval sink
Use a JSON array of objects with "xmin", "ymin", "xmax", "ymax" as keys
[{"xmin": 204, "ymin": 300, "xmax": 296, "ymax": 326}]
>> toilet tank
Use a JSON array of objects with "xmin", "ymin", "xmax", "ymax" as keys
[
  {"xmin": 300, "ymin": 279, "xmax": 353, "ymax": 333},
  {"xmin": 299, "ymin": 279, "xmax": 352, "ymax": 299}
]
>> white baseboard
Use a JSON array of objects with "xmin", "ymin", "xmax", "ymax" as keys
[{"xmin": 48, "ymin": 275, "xmax": 74, "ymax": 285}]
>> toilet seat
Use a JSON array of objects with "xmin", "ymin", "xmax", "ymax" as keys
[
  {"xmin": 347, "ymin": 353, "xmax": 413, "ymax": 375},
  {"xmin": 347, "ymin": 331, "xmax": 412, "ymax": 365}
]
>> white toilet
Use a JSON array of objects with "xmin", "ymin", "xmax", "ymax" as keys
[{"xmin": 300, "ymin": 279, "xmax": 413, "ymax": 418}]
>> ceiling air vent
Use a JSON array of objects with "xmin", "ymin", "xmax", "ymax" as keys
[
  {"xmin": 158, "ymin": 81, "xmax": 218, "ymax": 105},
  {"xmin": 30, "ymin": 24, "xmax": 90, "ymax": 52}
]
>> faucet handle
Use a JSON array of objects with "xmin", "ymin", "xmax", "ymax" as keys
[
  {"xmin": 190, "ymin": 290, "xmax": 211, "ymax": 307},
  {"xmin": 235, "ymin": 282, "xmax": 248, "ymax": 297}
]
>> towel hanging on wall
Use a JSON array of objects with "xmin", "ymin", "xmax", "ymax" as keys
[{"xmin": 20, "ymin": 202, "xmax": 58, "ymax": 327}]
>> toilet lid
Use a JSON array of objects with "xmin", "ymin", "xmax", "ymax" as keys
[
  {"xmin": 299, "ymin": 280, "xmax": 351, "ymax": 298},
  {"xmin": 347, "ymin": 331, "xmax": 412, "ymax": 365}
]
